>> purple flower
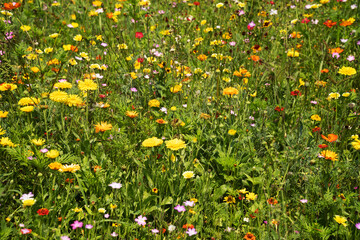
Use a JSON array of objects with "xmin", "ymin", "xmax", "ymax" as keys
[
  {"xmin": 357, "ymin": 40, "xmax": 360, "ymax": 45},
  {"xmin": 263, "ymin": 220, "xmax": 268, "ymax": 224},
  {"xmin": 356, "ymin": 223, "xmax": 360, "ymax": 229},
  {"xmin": 85, "ymin": 224, "xmax": 93, "ymax": 229},
  {"xmin": 61, "ymin": 236, "xmax": 71, "ymax": 240},
  {"xmin": 108, "ymin": 182, "xmax": 122, "ymax": 189},
  {"xmin": 229, "ymin": 41, "xmax": 236, "ymax": 46},
  {"xmin": 101, "ymin": 43, "xmax": 108, "ymax": 47},
  {"xmin": 71, "ymin": 221, "xmax": 83, "ymax": 230},
  {"xmin": 184, "ymin": 201, "xmax": 195, "ymax": 207},
  {"xmin": 158, "ymin": 10, "xmax": 165, "ymax": 14},
  {"xmin": 135, "ymin": 215, "xmax": 147, "ymax": 226},
  {"xmin": 310, "ymin": 101, "xmax": 318, "ymax": 104},
  {"xmin": 174, "ymin": 205, "xmax": 186, "ymax": 212},
  {"xmin": 340, "ymin": 39, "xmax": 348, "ymax": 43},
  {"xmin": 238, "ymin": 10, "xmax": 245, "ymax": 15},
  {"xmin": 130, "ymin": 88, "xmax": 137, "ymax": 92},
  {"xmin": 27, "ymin": 156, "xmax": 35, "ymax": 160},
  {"xmin": 300, "ymin": 199, "xmax": 308, "ymax": 203},
  {"xmin": 347, "ymin": 55, "xmax": 355, "ymax": 61},
  {"xmin": 186, "ymin": 228, "xmax": 197, "ymax": 236},
  {"xmin": 151, "ymin": 229, "xmax": 159, "ymax": 234},
  {"xmin": 104, "ymin": 214, "xmax": 109, "ymax": 218}
]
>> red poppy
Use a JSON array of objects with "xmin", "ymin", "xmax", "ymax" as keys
[
  {"xmin": 135, "ymin": 32, "xmax": 144, "ymax": 39},
  {"xmin": 193, "ymin": 1, "xmax": 200, "ymax": 5},
  {"xmin": 99, "ymin": 94, "xmax": 106, "ymax": 99},
  {"xmin": 270, "ymin": 1, "xmax": 275, "ymax": 4},
  {"xmin": 318, "ymin": 144, "xmax": 328, "ymax": 149},
  {"xmin": 37, "ymin": 208, "xmax": 50, "ymax": 216},
  {"xmin": 291, "ymin": 90, "xmax": 301, "ymax": 96},
  {"xmin": 137, "ymin": 58, "xmax": 144, "ymax": 63}
]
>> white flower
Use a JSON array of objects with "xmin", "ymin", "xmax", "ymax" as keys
[
  {"xmin": 269, "ymin": 9, "xmax": 278, "ymax": 15},
  {"xmin": 108, "ymin": 182, "xmax": 122, "ymax": 189},
  {"xmin": 243, "ymin": 217, "xmax": 250, "ymax": 222},
  {"xmin": 168, "ymin": 225, "xmax": 176, "ymax": 232}
]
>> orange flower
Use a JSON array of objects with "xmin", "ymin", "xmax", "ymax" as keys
[
  {"xmin": 156, "ymin": 118, "xmax": 168, "ymax": 124},
  {"xmin": 340, "ymin": 20, "xmax": 353, "ymax": 27},
  {"xmin": 321, "ymin": 134, "xmax": 338, "ymax": 142},
  {"xmin": 249, "ymin": 55, "xmax": 260, "ymax": 62},
  {"xmin": 267, "ymin": 197, "xmax": 278, "ymax": 205},
  {"xmin": 106, "ymin": 12, "xmax": 114, "ymax": 19},
  {"xmin": 70, "ymin": 45, "xmax": 78, "ymax": 52},
  {"xmin": 323, "ymin": 20, "xmax": 336, "ymax": 28},
  {"xmin": 244, "ymin": 232, "xmax": 256, "ymax": 240},
  {"xmin": 329, "ymin": 47, "xmax": 343, "ymax": 54},
  {"xmin": 3, "ymin": 2, "xmax": 21, "ymax": 10},
  {"xmin": 321, "ymin": 69, "xmax": 329, "ymax": 73}
]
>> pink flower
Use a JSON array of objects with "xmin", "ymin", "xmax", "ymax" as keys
[
  {"xmin": 186, "ymin": 228, "xmax": 197, "ymax": 236},
  {"xmin": 174, "ymin": 205, "xmax": 186, "ymax": 212},
  {"xmin": 300, "ymin": 199, "xmax": 308, "ymax": 203},
  {"xmin": 247, "ymin": 21, "xmax": 256, "ymax": 30},
  {"xmin": 135, "ymin": 215, "xmax": 147, "ymax": 226},
  {"xmin": 229, "ymin": 41, "xmax": 236, "ymax": 46},
  {"xmin": 347, "ymin": 55, "xmax": 355, "ymax": 61},
  {"xmin": 71, "ymin": 221, "xmax": 83, "ymax": 230}
]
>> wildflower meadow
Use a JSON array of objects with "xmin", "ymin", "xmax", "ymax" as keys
[{"xmin": 1, "ymin": 0, "xmax": 360, "ymax": 239}]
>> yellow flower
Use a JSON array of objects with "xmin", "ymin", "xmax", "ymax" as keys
[
  {"xmin": 328, "ymin": 92, "xmax": 340, "ymax": 100},
  {"xmin": 49, "ymin": 33, "xmax": 59, "ymax": 38},
  {"xmin": 98, "ymin": 208, "xmax": 106, "ymax": 213},
  {"xmin": 44, "ymin": 47, "xmax": 53, "ymax": 54},
  {"xmin": 182, "ymin": 171, "xmax": 194, "ymax": 179},
  {"xmin": 334, "ymin": 215, "xmax": 347, "ymax": 227},
  {"xmin": 73, "ymin": 207, "xmax": 83, "ymax": 212},
  {"xmin": 0, "ymin": 137, "xmax": 15, "ymax": 147},
  {"xmin": 94, "ymin": 122, "xmax": 112, "ymax": 133},
  {"xmin": 31, "ymin": 139, "xmax": 45, "ymax": 146},
  {"xmin": 63, "ymin": 44, "xmax": 72, "ymax": 51},
  {"xmin": 223, "ymin": 87, "xmax": 239, "ymax": 96},
  {"xmin": 342, "ymin": 92, "xmax": 350, "ymax": 97},
  {"xmin": 50, "ymin": 91, "xmax": 68, "ymax": 103},
  {"xmin": 18, "ymin": 97, "xmax": 40, "ymax": 106},
  {"xmin": 48, "ymin": 162, "xmax": 63, "ymax": 170},
  {"xmin": 66, "ymin": 95, "xmax": 83, "ymax": 107},
  {"xmin": 20, "ymin": 106, "xmax": 34, "ymax": 112},
  {"xmin": 170, "ymin": 106, "xmax": 177, "ymax": 111},
  {"xmin": 250, "ymin": 91, "xmax": 257, "ymax": 97},
  {"xmin": 117, "ymin": 43, "xmax": 128, "ymax": 50},
  {"xmin": 142, "ymin": 137, "xmax": 163, "ymax": 147},
  {"xmin": 311, "ymin": 114, "xmax": 321, "ymax": 121},
  {"xmin": 54, "ymin": 81, "xmax": 72, "ymax": 89},
  {"xmin": 92, "ymin": 0, "xmax": 102, "ymax": 6},
  {"xmin": 20, "ymin": 25, "xmax": 31, "ymax": 32},
  {"xmin": 238, "ymin": 188, "xmax": 249, "ymax": 194},
  {"xmin": 338, "ymin": 66, "xmax": 356, "ymax": 76},
  {"xmin": 46, "ymin": 150, "xmax": 60, "ymax": 159},
  {"xmin": 59, "ymin": 164, "xmax": 81, "ymax": 173},
  {"xmin": 0, "ymin": 83, "xmax": 17, "ymax": 91},
  {"xmin": 228, "ymin": 129, "xmax": 237, "ymax": 135},
  {"xmin": 31, "ymin": 67, "xmax": 40, "ymax": 73},
  {"xmin": 224, "ymin": 195, "xmax": 236, "ymax": 204},
  {"xmin": 170, "ymin": 84, "xmax": 182, "ymax": 93},
  {"xmin": 110, "ymin": 204, "xmax": 117, "ymax": 209},
  {"xmin": 22, "ymin": 199, "xmax": 36, "ymax": 207},
  {"xmin": 125, "ymin": 111, "xmax": 138, "ymax": 118},
  {"xmin": 0, "ymin": 111, "xmax": 8, "ymax": 118},
  {"xmin": 320, "ymin": 150, "xmax": 338, "ymax": 161},
  {"xmin": 246, "ymin": 192, "xmax": 257, "ymax": 200},
  {"xmin": 78, "ymin": 79, "xmax": 98, "ymax": 91},
  {"xmin": 216, "ymin": 3, "xmax": 224, "ymax": 8},
  {"xmin": 0, "ymin": 126, "xmax": 5, "ymax": 135},
  {"xmin": 287, "ymin": 48, "xmax": 299, "ymax": 57},
  {"xmin": 73, "ymin": 34, "xmax": 82, "ymax": 42},
  {"xmin": 351, "ymin": 140, "xmax": 360, "ymax": 150},
  {"xmin": 148, "ymin": 99, "xmax": 160, "ymax": 108},
  {"xmin": 165, "ymin": 139, "xmax": 186, "ymax": 150}
]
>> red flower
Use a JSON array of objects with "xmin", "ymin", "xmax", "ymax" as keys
[
  {"xmin": 274, "ymin": 106, "xmax": 284, "ymax": 112},
  {"xmin": 182, "ymin": 224, "xmax": 194, "ymax": 229},
  {"xmin": 323, "ymin": 20, "xmax": 337, "ymax": 28},
  {"xmin": 193, "ymin": 1, "xmax": 200, "ymax": 5},
  {"xmin": 137, "ymin": 58, "xmax": 144, "ymax": 63},
  {"xmin": 318, "ymin": 144, "xmax": 328, "ymax": 149},
  {"xmin": 270, "ymin": 1, "xmax": 275, "ymax": 4},
  {"xmin": 162, "ymin": 228, "xmax": 166, "ymax": 234},
  {"xmin": 312, "ymin": 127, "xmax": 321, "ymax": 133},
  {"xmin": 37, "ymin": 208, "xmax": 49, "ymax": 216},
  {"xmin": 99, "ymin": 94, "xmax": 106, "ymax": 99},
  {"xmin": 135, "ymin": 32, "xmax": 144, "ymax": 39},
  {"xmin": 290, "ymin": 90, "xmax": 301, "ymax": 96},
  {"xmin": 301, "ymin": 18, "xmax": 310, "ymax": 24}
]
